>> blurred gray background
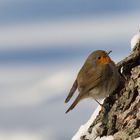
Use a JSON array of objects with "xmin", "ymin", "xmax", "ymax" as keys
[{"xmin": 0, "ymin": 0, "xmax": 140, "ymax": 140}]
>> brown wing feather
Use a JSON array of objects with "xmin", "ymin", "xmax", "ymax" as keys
[
  {"xmin": 78, "ymin": 66, "xmax": 103, "ymax": 93},
  {"xmin": 65, "ymin": 80, "xmax": 78, "ymax": 103},
  {"xmin": 65, "ymin": 94, "xmax": 81, "ymax": 113}
]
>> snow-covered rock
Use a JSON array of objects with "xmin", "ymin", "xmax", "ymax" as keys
[
  {"xmin": 71, "ymin": 102, "xmax": 115, "ymax": 140},
  {"xmin": 71, "ymin": 100, "xmax": 115, "ymax": 140}
]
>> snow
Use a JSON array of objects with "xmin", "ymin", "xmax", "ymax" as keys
[
  {"xmin": 130, "ymin": 30, "xmax": 140, "ymax": 51},
  {"xmin": 135, "ymin": 138, "xmax": 140, "ymax": 140}
]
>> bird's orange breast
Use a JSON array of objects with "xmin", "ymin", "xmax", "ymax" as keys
[{"xmin": 97, "ymin": 56, "xmax": 111, "ymax": 64}]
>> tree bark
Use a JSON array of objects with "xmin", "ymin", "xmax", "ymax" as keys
[{"xmin": 80, "ymin": 43, "xmax": 140, "ymax": 140}]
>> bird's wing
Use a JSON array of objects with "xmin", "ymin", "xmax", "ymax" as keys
[
  {"xmin": 85, "ymin": 74, "xmax": 103, "ymax": 92},
  {"xmin": 79, "ymin": 64, "xmax": 111, "ymax": 93},
  {"xmin": 65, "ymin": 79, "xmax": 78, "ymax": 103},
  {"xmin": 78, "ymin": 68, "xmax": 102, "ymax": 91}
]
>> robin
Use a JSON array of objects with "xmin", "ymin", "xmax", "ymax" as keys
[{"xmin": 65, "ymin": 50, "xmax": 121, "ymax": 113}]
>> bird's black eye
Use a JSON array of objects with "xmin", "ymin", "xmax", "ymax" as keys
[{"xmin": 98, "ymin": 56, "xmax": 101, "ymax": 59}]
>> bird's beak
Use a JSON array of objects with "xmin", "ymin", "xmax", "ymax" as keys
[{"xmin": 108, "ymin": 50, "xmax": 112, "ymax": 55}]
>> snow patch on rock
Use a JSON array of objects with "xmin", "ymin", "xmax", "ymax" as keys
[{"xmin": 131, "ymin": 30, "xmax": 140, "ymax": 51}]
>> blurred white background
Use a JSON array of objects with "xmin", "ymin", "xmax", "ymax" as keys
[{"xmin": 0, "ymin": 0, "xmax": 140, "ymax": 140}]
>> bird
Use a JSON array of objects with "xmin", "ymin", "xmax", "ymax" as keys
[{"xmin": 65, "ymin": 50, "xmax": 121, "ymax": 113}]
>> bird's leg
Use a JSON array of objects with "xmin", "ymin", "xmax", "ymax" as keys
[
  {"xmin": 94, "ymin": 99, "xmax": 102, "ymax": 106},
  {"xmin": 94, "ymin": 99, "xmax": 105, "ymax": 112}
]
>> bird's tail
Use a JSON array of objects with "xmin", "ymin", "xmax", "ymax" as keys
[
  {"xmin": 65, "ymin": 94, "xmax": 81, "ymax": 113},
  {"xmin": 65, "ymin": 80, "xmax": 77, "ymax": 103}
]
